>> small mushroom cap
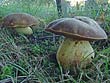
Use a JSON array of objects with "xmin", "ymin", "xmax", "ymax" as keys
[
  {"xmin": 2, "ymin": 13, "xmax": 39, "ymax": 28},
  {"xmin": 45, "ymin": 16, "xmax": 107, "ymax": 40}
]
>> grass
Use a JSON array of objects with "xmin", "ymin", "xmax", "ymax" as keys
[{"xmin": 0, "ymin": 0, "xmax": 110, "ymax": 83}]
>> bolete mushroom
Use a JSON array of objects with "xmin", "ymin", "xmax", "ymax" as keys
[
  {"xmin": 45, "ymin": 16, "xmax": 107, "ymax": 70},
  {"xmin": 2, "ymin": 13, "xmax": 39, "ymax": 35}
]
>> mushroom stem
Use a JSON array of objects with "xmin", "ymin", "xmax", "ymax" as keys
[
  {"xmin": 15, "ymin": 27, "xmax": 33, "ymax": 35},
  {"xmin": 57, "ymin": 37, "xmax": 94, "ymax": 69}
]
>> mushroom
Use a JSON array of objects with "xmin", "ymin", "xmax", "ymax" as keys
[
  {"xmin": 2, "ymin": 13, "xmax": 39, "ymax": 35},
  {"xmin": 45, "ymin": 16, "xmax": 107, "ymax": 70}
]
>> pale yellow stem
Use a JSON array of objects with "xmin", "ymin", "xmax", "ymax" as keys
[
  {"xmin": 15, "ymin": 27, "xmax": 33, "ymax": 35},
  {"xmin": 57, "ymin": 38, "xmax": 94, "ymax": 69}
]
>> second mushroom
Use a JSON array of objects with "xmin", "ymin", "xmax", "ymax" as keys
[{"xmin": 2, "ymin": 13, "xmax": 39, "ymax": 35}]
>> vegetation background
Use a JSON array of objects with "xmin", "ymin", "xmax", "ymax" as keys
[{"xmin": 0, "ymin": 0, "xmax": 110, "ymax": 83}]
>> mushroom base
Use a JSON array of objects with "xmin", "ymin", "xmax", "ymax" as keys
[
  {"xmin": 15, "ymin": 27, "xmax": 33, "ymax": 35},
  {"xmin": 57, "ymin": 38, "xmax": 94, "ymax": 70}
]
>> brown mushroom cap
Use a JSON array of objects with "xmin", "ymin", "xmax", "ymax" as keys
[
  {"xmin": 2, "ymin": 13, "xmax": 39, "ymax": 28},
  {"xmin": 45, "ymin": 16, "xmax": 107, "ymax": 40}
]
